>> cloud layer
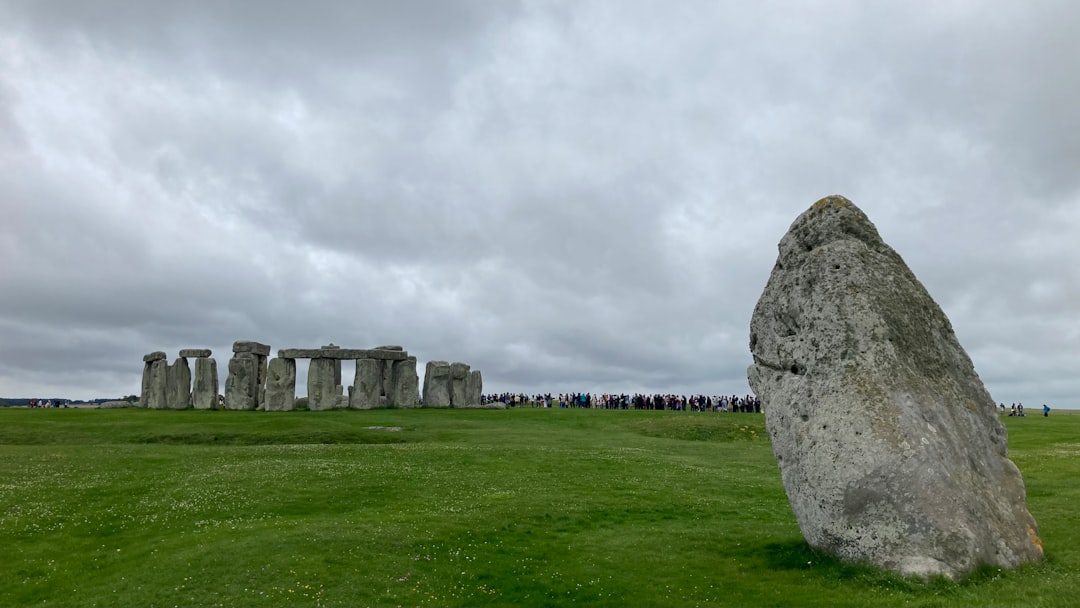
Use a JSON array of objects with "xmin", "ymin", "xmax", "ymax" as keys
[{"xmin": 2, "ymin": 1, "xmax": 1077, "ymax": 406}]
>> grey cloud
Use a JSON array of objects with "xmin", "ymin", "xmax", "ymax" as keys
[{"xmin": 1, "ymin": 1, "xmax": 1077, "ymax": 407}]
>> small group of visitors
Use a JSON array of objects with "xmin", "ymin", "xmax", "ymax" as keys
[
  {"xmin": 482, "ymin": 392, "xmax": 761, "ymax": 412},
  {"xmin": 27, "ymin": 398, "xmax": 67, "ymax": 408},
  {"xmin": 1000, "ymin": 402, "xmax": 1051, "ymax": 417}
]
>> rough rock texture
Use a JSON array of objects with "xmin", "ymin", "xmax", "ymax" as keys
[
  {"xmin": 465, "ymin": 370, "xmax": 483, "ymax": 408},
  {"xmin": 233, "ymin": 341, "xmax": 271, "ymax": 356},
  {"xmin": 143, "ymin": 358, "xmax": 168, "ymax": 409},
  {"xmin": 350, "ymin": 358, "xmax": 382, "ymax": 409},
  {"xmin": 143, "ymin": 351, "xmax": 167, "ymax": 363},
  {"xmin": 224, "ymin": 354, "xmax": 258, "ymax": 410},
  {"xmin": 422, "ymin": 361, "xmax": 452, "ymax": 407},
  {"xmin": 308, "ymin": 358, "xmax": 342, "ymax": 411},
  {"xmin": 389, "ymin": 356, "xmax": 420, "ymax": 408},
  {"xmin": 264, "ymin": 357, "xmax": 296, "ymax": 411},
  {"xmin": 179, "ymin": 348, "xmax": 212, "ymax": 358},
  {"xmin": 165, "ymin": 358, "xmax": 191, "ymax": 409},
  {"xmin": 321, "ymin": 344, "xmax": 343, "ymax": 387},
  {"xmin": 192, "ymin": 357, "xmax": 219, "ymax": 410},
  {"xmin": 449, "ymin": 363, "xmax": 470, "ymax": 407},
  {"xmin": 747, "ymin": 195, "xmax": 1043, "ymax": 580}
]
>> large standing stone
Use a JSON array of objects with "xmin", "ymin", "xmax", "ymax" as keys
[
  {"xmin": 449, "ymin": 363, "xmax": 470, "ymax": 407},
  {"xmin": 747, "ymin": 196, "xmax": 1043, "ymax": 579},
  {"xmin": 350, "ymin": 358, "xmax": 382, "ymax": 409},
  {"xmin": 192, "ymin": 357, "xmax": 219, "ymax": 410},
  {"xmin": 144, "ymin": 358, "xmax": 168, "ymax": 410},
  {"xmin": 224, "ymin": 354, "xmax": 258, "ymax": 410},
  {"xmin": 389, "ymin": 356, "xmax": 419, "ymax": 408},
  {"xmin": 140, "ymin": 351, "xmax": 166, "ymax": 408},
  {"xmin": 465, "ymin": 370, "xmax": 483, "ymax": 407},
  {"xmin": 264, "ymin": 357, "xmax": 296, "ymax": 411},
  {"xmin": 308, "ymin": 358, "xmax": 342, "ymax": 411},
  {"xmin": 232, "ymin": 341, "xmax": 270, "ymax": 409},
  {"xmin": 165, "ymin": 357, "xmax": 192, "ymax": 409},
  {"xmin": 322, "ymin": 344, "xmax": 342, "ymax": 388},
  {"xmin": 422, "ymin": 361, "xmax": 452, "ymax": 407},
  {"xmin": 374, "ymin": 345, "xmax": 403, "ymax": 401}
]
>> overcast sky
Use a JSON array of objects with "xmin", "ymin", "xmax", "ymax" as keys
[{"xmin": 1, "ymin": 1, "xmax": 1077, "ymax": 407}]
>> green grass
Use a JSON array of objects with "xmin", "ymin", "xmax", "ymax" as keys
[{"xmin": 0, "ymin": 407, "xmax": 1075, "ymax": 607}]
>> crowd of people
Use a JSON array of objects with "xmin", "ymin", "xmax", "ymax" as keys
[{"xmin": 482, "ymin": 392, "xmax": 761, "ymax": 412}]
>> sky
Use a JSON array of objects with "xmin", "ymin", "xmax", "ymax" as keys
[{"xmin": 1, "ymin": 1, "xmax": 1077, "ymax": 407}]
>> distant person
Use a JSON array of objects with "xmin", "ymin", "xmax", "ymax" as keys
[
  {"xmin": 1043, "ymin": 404, "xmax": 1050, "ymax": 417},
  {"xmin": 1017, "ymin": 403, "xmax": 1025, "ymax": 417},
  {"xmin": 1009, "ymin": 404, "xmax": 1017, "ymax": 417}
]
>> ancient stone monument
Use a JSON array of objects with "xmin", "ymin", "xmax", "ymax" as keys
[
  {"xmin": 139, "ymin": 349, "xmax": 216, "ymax": 410},
  {"xmin": 141, "ymin": 341, "xmax": 471, "ymax": 412},
  {"xmin": 747, "ymin": 196, "xmax": 1044, "ymax": 579}
]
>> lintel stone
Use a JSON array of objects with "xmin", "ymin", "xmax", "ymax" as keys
[
  {"xmin": 233, "ymin": 341, "xmax": 271, "ymax": 356},
  {"xmin": 179, "ymin": 348, "xmax": 212, "ymax": 358},
  {"xmin": 277, "ymin": 348, "xmax": 407, "ymax": 360},
  {"xmin": 143, "ymin": 351, "xmax": 167, "ymax": 362}
]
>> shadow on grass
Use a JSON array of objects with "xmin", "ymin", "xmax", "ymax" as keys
[{"xmin": 762, "ymin": 538, "xmax": 1031, "ymax": 595}]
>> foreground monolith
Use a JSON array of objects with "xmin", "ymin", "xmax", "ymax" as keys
[{"xmin": 747, "ymin": 195, "xmax": 1043, "ymax": 580}]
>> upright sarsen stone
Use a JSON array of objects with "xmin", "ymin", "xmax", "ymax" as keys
[
  {"xmin": 449, "ymin": 363, "xmax": 470, "ymax": 407},
  {"xmin": 140, "ymin": 351, "xmax": 166, "ymax": 408},
  {"xmin": 422, "ymin": 361, "xmax": 451, "ymax": 407},
  {"xmin": 350, "ymin": 358, "xmax": 382, "ymax": 409},
  {"xmin": 144, "ymin": 357, "xmax": 168, "ymax": 410},
  {"xmin": 192, "ymin": 356, "xmax": 219, "ymax": 410},
  {"xmin": 389, "ymin": 356, "xmax": 419, "ymax": 408},
  {"xmin": 264, "ymin": 357, "xmax": 296, "ymax": 411},
  {"xmin": 308, "ymin": 358, "xmax": 342, "ymax": 411},
  {"xmin": 165, "ymin": 357, "xmax": 191, "ymax": 409},
  {"xmin": 232, "ymin": 341, "xmax": 270, "ymax": 409},
  {"xmin": 747, "ymin": 196, "xmax": 1043, "ymax": 579},
  {"xmin": 224, "ymin": 354, "xmax": 258, "ymax": 410},
  {"xmin": 465, "ymin": 370, "xmax": 483, "ymax": 408}
]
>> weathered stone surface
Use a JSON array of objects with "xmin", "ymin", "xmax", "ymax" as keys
[
  {"xmin": 139, "ymin": 361, "xmax": 152, "ymax": 407},
  {"xmin": 224, "ymin": 354, "xmax": 258, "ymax": 410},
  {"xmin": 264, "ymin": 357, "xmax": 296, "ymax": 411},
  {"xmin": 278, "ymin": 348, "xmax": 407, "ymax": 360},
  {"xmin": 308, "ymin": 358, "xmax": 342, "ymax": 411},
  {"xmin": 233, "ymin": 341, "xmax": 271, "ymax": 356},
  {"xmin": 192, "ymin": 357, "xmax": 219, "ymax": 410},
  {"xmin": 321, "ymin": 345, "xmax": 343, "ymax": 387},
  {"xmin": 422, "ymin": 361, "xmax": 452, "ymax": 407},
  {"xmin": 165, "ymin": 358, "xmax": 191, "ymax": 409},
  {"xmin": 449, "ymin": 363, "xmax": 470, "ymax": 407},
  {"xmin": 373, "ymin": 345, "xmax": 403, "ymax": 351},
  {"xmin": 747, "ymin": 195, "xmax": 1043, "ymax": 580},
  {"xmin": 144, "ymin": 359, "xmax": 168, "ymax": 409},
  {"xmin": 350, "ymin": 358, "xmax": 382, "ymax": 409},
  {"xmin": 143, "ymin": 351, "xmax": 167, "ymax": 363},
  {"xmin": 179, "ymin": 348, "xmax": 212, "ymax": 358},
  {"xmin": 389, "ymin": 356, "xmax": 419, "ymax": 408},
  {"xmin": 465, "ymin": 370, "xmax": 483, "ymax": 408}
]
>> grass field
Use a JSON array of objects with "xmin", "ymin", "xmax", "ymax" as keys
[{"xmin": 0, "ymin": 407, "xmax": 1076, "ymax": 607}]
